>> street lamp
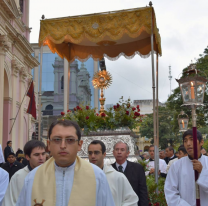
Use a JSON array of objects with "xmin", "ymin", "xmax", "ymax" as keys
[
  {"xmin": 178, "ymin": 111, "xmax": 189, "ymax": 132},
  {"xmin": 176, "ymin": 63, "xmax": 207, "ymax": 206}
]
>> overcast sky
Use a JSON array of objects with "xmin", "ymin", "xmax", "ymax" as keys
[{"xmin": 30, "ymin": 0, "xmax": 208, "ymax": 105}]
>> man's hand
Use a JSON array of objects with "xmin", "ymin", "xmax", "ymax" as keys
[
  {"xmin": 149, "ymin": 168, "xmax": 155, "ymax": 174},
  {"xmin": 192, "ymin": 160, "xmax": 203, "ymax": 173}
]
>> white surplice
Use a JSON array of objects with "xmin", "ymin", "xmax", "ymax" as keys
[
  {"xmin": 2, "ymin": 166, "xmax": 29, "ymax": 206},
  {"xmin": 0, "ymin": 168, "xmax": 9, "ymax": 206},
  {"xmin": 165, "ymin": 155, "xmax": 208, "ymax": 206},
  {"xmin": 103, "ymin": 164, "xmax": 138, "ymax": 206},
  {"xmin": 16, "ymin": 161, "xmax": 115, "ymax": 206},
  {"xmin": 145, "ymin": 159, "xmax": 167, "ymax": 176}
]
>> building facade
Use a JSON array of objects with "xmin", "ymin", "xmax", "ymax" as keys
[
  {"xmin": 0, "ymin": 0, "xmax": 39, "ymax": 151},
  {"xmin": 42, "ymin": 57, "xmax": 92, "ymax": 115},
  {"xmin": 31, "ymin": 44, "xmax": 100, "ymax": 116}
]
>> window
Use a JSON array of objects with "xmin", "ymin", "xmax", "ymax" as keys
[
  {"xmin": 19, "ymin": 0, "xmax": 24, "ymax": 13},
  {"xmin": 61, "ymin": 76, "xmax": 64, "ymax": 89},
  {"xmin": 43, "ymin": 104, "xmax": 53, "ymax": 115}
]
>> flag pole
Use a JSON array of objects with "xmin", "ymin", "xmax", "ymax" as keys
[{"xmin": 9, "ymin": 79, "xmax": 33, "ymax": 134}]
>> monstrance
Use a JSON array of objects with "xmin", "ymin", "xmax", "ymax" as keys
[{"xmin": 92, "ymin": 70, "xmax": 112, "ymax": 113}]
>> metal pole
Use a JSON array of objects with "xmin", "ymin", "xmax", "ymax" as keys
[
  {"xmin": 38, "ymin": 46, "xmax": 43, "ymax": 141},
  {"xmin": 150, "ymin": 5, "xmax": 158, "ymax": 186},
  {"xmin": 155, "ymin": 53, "xmax": 159, "ymax": 186},
  {"xmin": 192, "ymin": 105, "xmax": 200, "ymax": 206}
]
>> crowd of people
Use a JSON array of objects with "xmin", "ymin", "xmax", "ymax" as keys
[{"xmin": 0, "ymin": 119, "xmax": 208, "ymax": 206}]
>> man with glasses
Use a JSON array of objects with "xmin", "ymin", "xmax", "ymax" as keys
[
  {"xmin": 16, "ymin": 120, "xmax": 115, "ymax": 206},
  {"xmin": 88, "ymin": 140, "xmax": 138, "ymax": 206}
]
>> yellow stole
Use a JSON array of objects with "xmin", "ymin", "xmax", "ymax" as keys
[{"xmin": 31, "ymin": 157, "xmax": 96, "ymax": 206}]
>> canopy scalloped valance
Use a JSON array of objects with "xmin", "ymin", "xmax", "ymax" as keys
[{"xmin": 39, "ymin": 6, "xmax": 162, "ymax": 62}]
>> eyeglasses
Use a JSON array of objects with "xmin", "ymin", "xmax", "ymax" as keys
[
  {"xmin": 88, "ymin": 151, "xmax": 101, "ymax": 155},
  {"xmin": 50, "ymin": 138, "xmax": 79, "ymax": 145}
]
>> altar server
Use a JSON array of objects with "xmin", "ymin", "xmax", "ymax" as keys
[
  {"xmin": 88, "ymin": 140, "xmax": 138, "ymax": 206},
  {"xmin": 145, "ymin": 145, "xmax": 167, "ymax": 177},
  {"xmin": 2, "ymin": 140, "xmax": 46, "ymax": 206},
  {"xmin": 16, "ymin": 120, "xmax": 115, "ymax": 206},
  {"xmin": 165, "ymin": 129, "xmax": 208, "ymax": 206}
]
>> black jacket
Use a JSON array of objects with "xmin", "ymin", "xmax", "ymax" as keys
[
  {"xmin": 164, "ymin": 155, "xmax": 177, "ymax": 164},
  {"xmin": 1, "ymin": 161, "xmax": 24, "ymax": 180},
  {"xmin": 112, "ymin": 160, "xmax": 149, "ymax": 206},
  {"xmin": 4, "ymin": 146, "xmax": 12, "ymax": 161}
]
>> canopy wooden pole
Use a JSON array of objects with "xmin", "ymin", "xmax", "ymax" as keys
[
  {"xmin": 156, "ymin": 53, "xmax": 159, "ymax": 148},
  {"xmin": 64, "ymin": 59, "xmax": 70, "ymax": 113},
  {"xmin": 150, "ymin": 4, "xmax": 159, "ymax": 189},
  {"xmin": 38, "ymin": 46, "xmax": 43, "ymax": 141}
]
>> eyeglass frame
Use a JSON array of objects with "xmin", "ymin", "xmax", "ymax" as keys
[{"xmin": 50, "ymin": 137, "xmax": 79, "ymax": 145}]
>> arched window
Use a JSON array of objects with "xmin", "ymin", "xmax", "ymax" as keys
[
  {"xmin": 43, "ymin": 104, "xmax": 53, "ymax": 115},
  {"xmin": 61, "ymin": 76, "xmax": 64, "ymax": 89},
  {"xmin": 45, "ymin": 105, "xmax": 53, "ymax": 110}
]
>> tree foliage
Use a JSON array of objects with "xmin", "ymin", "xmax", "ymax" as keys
[{"xmin": 139, "ymin": 106, "xmax": 181, "ymax": 149}]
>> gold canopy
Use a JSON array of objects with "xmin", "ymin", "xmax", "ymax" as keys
[{"xmin": 39, "ymin": 6, "xmax": 161, "ymax": 62}]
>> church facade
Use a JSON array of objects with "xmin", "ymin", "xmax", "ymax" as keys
[
  {"xmin": 41, "ymin": 57, "xmax": 92, "ymax": 116},
  {"xmin": 0, "ymin": 0, "xmax": 39, "ymax": 150}
]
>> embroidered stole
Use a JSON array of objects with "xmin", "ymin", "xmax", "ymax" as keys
[{"xmin": 31, "ymin": 157, "xmax": 96, "ymax": 206}]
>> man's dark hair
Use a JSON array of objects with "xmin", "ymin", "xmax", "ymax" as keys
[
  {"xmin": 48, "ymin": 120, "xmax": 81, "ymax": 140},
  {"xmin": 149, "ymin": 145, "xmax": 154, "ymax": 150},
  {"xmin": 7, "ymin": 152, "xmax": 15, "ymax": 157},
  {"xmin": 182, "ymin": 129, "xmax": 203, "ymax": 142},
  {"xmin": 24, "ymin": 140, "xmax": 46, "ymax": 157},
  {"xmin": 166, "ymin": 146, "xmax": 174, "ymax": 152},
  {"xmin": 178, "ymin": 145, "xmax": 187, "ymax": 154},
  {"xmin": 7, "ymin": 141, "xmax": 12, "ymax": 146},
  {"xmin": 89, "ymin": 140, "xmax": 106, "ymax": 154}
]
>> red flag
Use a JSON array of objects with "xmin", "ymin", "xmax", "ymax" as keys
[{"xmin": 27, "ymin": 81, "xmax": 37, "ymax": 119}]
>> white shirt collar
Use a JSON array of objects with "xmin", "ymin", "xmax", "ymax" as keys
[
  {"xmin": 170, "ymin": 155, "xmax": 174, "ymax": 159},
  {"xmin": 116, "ymin": 160, "xmax": 127, "ymax": 171}
]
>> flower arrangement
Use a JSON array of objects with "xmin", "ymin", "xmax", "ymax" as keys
[
  {"xmin": 60, "ymin": 97, "xmax": 142, "ymax": 134},
  {"xmin": 138, "ymin": 160, "xmax": 167, "ymax": 206}
]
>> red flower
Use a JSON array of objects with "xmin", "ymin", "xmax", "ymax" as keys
[
  {"xmin": 132, "ymin": 107, "xmax": 136, "ymax": 111},
  {"xmin": 127, "ymin": 104, "xmax": 130, "ymax": 108},
  {"xmin": 113, "ymin": 105, "xmax": 117, "ymax": 110},
  {"xmin": 134, "ymin": 112, "xmax": 140, "ymax": 117},
  {"xmin": 117, "ymin": 103, "xmax": 120, "ymax": 108},
  {"xmin": 61, "ymin": 112, "xmax": 65, "ymax": 116},
  {"xmin": 74, "ymin": 108, "xmax": 76, "ymax": 111},
  {"xmin": 86, "ymin": 116, "xmax": 89, "ymax": 120},
  {"xmin": 137, "ymin": 109, "xmax": 140, "ymax": 112},
  {"xmin": 76, "ymin": 106, "xmax": 80, "ymax": 110},
  {"xmin": 101, "ymin": 113, "xmax": 106, "ymax": 117},
  {"xmin": 96, "ymin": 113, "xmax": 99, "ymax": 116},
  {"xmin": 126, "ymin": 111, "xmax": 129, "ymax": 115},
  {"xmin": 67, "ymin": 109, "xmax": 71, "ymax": 112},
  {"xmin": 136, "ymin": 105, "xmax": 140, "ymax": 109},
  {"xmin": 86, "ymin": 106, "xmax": 89, "ymax": 110}
]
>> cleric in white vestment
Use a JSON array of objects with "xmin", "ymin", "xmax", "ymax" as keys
[{"xmin": 16, "ymin": 120, "xmax": 115, "ymax": 206}]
